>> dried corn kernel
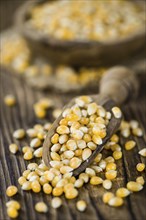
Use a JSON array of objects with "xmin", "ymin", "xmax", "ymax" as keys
[
  {"xmin": 138, "ymin": 148, "xmax": 146, "ymax": 157},
  {"xmin": 57, "ymin": 125, "xmax": 69, "ymax": 134},
  {"xmin": 65, "ymin": 188, "xmax": 78, "ymax": 199},
  {"xmin": 9, "ymin": 144, "xmax": 18, "ymax": 154},
  {"xmin": 116, "ymin": 187, "xmax": 130, "ymax": 197},
  {"xmin": 112, "ymin": 107, "xmax": 122, "ymax": 119},
  {"xmin": 105, "ymin": 170, "xmax": 117, "ymax": 180},
  {"xmin": 13, "ymin": 129, "xmax": 25, "ymax": 139},
  {"xmin": 106, "ymin": 162, "xmax": 116, "ymax": 171},
  {"xmin": 52, "ymin": 187, "xmax": 63, "ymax": 196},
  {"xmin": 113, "ymin": 151, "xmax": 122, "ymax": 160},
  {"xmin": 90, "ymin": 176, "xmax": 103, "ymax": 185},
  {"xmin": 18, "ymin": 176, "xmax": 27, "ymax": 185},
  {"xmin": 4, "ymin": 94, "xmax": 16, "ymax": 107},
  {"xmin": 136, "ymin": 163, "xmax": 145, "ymax": 172},
  {"xmin": 102, "ymin": 192, "xmax": 114, "ymax": 204},
  {"xmin": 127, "ymin": 181, "xmax": 143, "ymax": 192},
  {"xmin": 6, "ymin": 186, "xmax": 18, "ymax": 197},
  {"xmin": 76, "ymin": 200, "xmax": 87, "ymax": 212},
  {"xmin": 136, "ymin": 176, "xmax": 145, "ymax": 185},
  {"xmin": 31, "ymin": 180, "xmax": 41, "ymax": 193},
  {"xmin": 108, "ymin": 197, "xmax": 123, "ymax": 207},
  {"xmin": 69, "ymin": 157, "xmax": 82, "ymax": 169},
  {"xmin": 125, "ymin": 140, "xmax": 136, "ymax": 150},
  {"xmin": 82, "ymin": 148, "xmax": 92, "ymax": 160},
  {"xmin": 6, "ymin": 200, "xmax": 20, "ymax": 210},
  {"xmin": 7, "ymin": 207, "xmax": 18, "ymax": 218},
  {"xmin": 35, "ymin": 202, "xmax": 48, "ymax": 213},
  {"xmin": 102, "ymin": 180, "xmax": 112, "ymax": 190},
  {"xmin": 30, "ymin": 138, "xmax": 41, "ymax": 148},
  {"xmin": 51, "ymin": 197, "xmax": 62, "ymax": 209}
]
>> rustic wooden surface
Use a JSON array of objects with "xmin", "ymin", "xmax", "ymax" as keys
[{"xmin": 0, "ymin": 69, "xmax": 146, "ymax": 220}]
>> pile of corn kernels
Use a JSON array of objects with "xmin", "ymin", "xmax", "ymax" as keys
[
  {"xmin": 27, "ymin": 0, "xmax": 145, "ymax": 41},
  {"xmin": 1, "ymin": 31, "xmax": 105, "ymax": 92},
  {"xmin": 5, "ymin": 96, "xmax": 146, "ymax": 218}
]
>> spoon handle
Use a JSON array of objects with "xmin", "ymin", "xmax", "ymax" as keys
[{"xmin": 99, "ymin": 66, "xmax": 139, "ymax": 105}]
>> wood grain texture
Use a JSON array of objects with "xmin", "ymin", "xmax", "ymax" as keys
[{"xmin": 0, "ymin": 69, "xmax": 146, "ymax": 220}]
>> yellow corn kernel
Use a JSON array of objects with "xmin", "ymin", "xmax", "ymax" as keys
[
  {"xmin": 44, "ymin": 171, "xmax": 55, "ymax": 181},
  {"xmin": 4, "ymin": 94, "xmax": 16, "ymax": 107},
  {"xmin": 64, "ymin": 183, "xmax": 74, "ymax": 192},
  {"xmin": 6, "ymin": 200, "xmax": 20, "ymax": 211},
  {"xmin": 82, "ymin": 148, "xmax": 92, "ymax": 160},
  {"xmin": 65, "ymin": 188, "xmax": 78, "ymax": 199},
  {"xmin": 22, "ymin": 146, "xmax": 33, "ymax": 154},
  {"xmin": 51, "ymin": 152, "xmax": 60, "ymax": 161},
  {"xmin": 23, "ymin": 150, "xmax": 33, "ymax": 160},
  {"xmin": 108, "ymin": 197, "xmax": 123, "ymax": 207},
  {"xmin": 69, "ymin": 157, "xmax": 82, "ymax": 169},
  {"xmin": 125, "ymin": 140, "xmax": 136, "ymax": 150},
  {"xmin": 27, "ymin": 163, "xmax": 38, "ymax": 171},
  {"xmin": 92, "ymin": 135, "xmax": 102, "ymax": 145},
  {"xmin": 7, "ymin": 207, "xmax": 18, "ymax": 218},
  {"xmin": 60, "ymin": 166, "xmax": 73, "ymax": 174},
  {"xmin": 136, "ymin": 163, "xmax": 145, "ymax": 172},
  {"xmin": 21, "ymin": 181, "xmax": 32, "ymax": 190},
  {"xmin": 59, "ymin": 118, "xmax": 68, "ymax": 126},
  {"xmin": 110, "ymin": 134, "xmax": 119, "ymax": 143},
  {"xmin": 106, "ymin": 162, "xmax": 117, "ymax": 171},
  {"xmin": 85, "ymin": 168, "xmax": 96, "ymax": 177},
  {"xmin": 80, "ymin": 117, "xmax": 89, "ymax": 125},
  {"xmin": 6, "ymin": 186, "xmax": 18, "ymax": 197},
  {"xmin": 76, "ymin": 200, "xmax": 87, "ymax": 212},
  {"xmin": 112, "ymin": 107, "xmax": 122, "ymax": 119},
  {"xmin": 136, "ymin": 176, "xmax": 145, "ymax": 185},
  {"xmin": 34, "ymin": 107, "xmax": 46, "ymax": 119},
  {"xmin": 52, "ymin": 187, "xmax": 63, "ymax": 196},
  {"xmin": 13, "ymin": 129, "xmax": 25, "ymax": 139},
  {"xmin": 94, "ymin": 153, "xmax": 102, "ymax": 163},
  {"xmin": 102, "ymin": 180, "xmax": 112, "ymax": 189},
  {"xmin": 102, "ymin": 192, "xmax": 114, "ymax": 204},
  {"xmin": 57, "ymin": 179, "xmax": 68, "ymax": 187},
  {"xmin": 35, "ymin": 202, "xmax": 48, "ymax": 213},
  {"xmin": 79, "ymin": 173, "xmax": 89, "ymax": 183},
  {"xmin": 30, "ymin": 138, "xmax": 41, "ymax": 148},
  {"xmin": 69, "ymin": 176, "xmax": 76, "ymax": 184},
  {"xmin": 31, "ymin": 180, "xmax": 41, "ymax": 193},
  {"xmin": 51, "ymin": 133, "xmax": 59, "ymax": 144},
  {"xmin": 56, "ymin": 125, "xmax": 69, "ymax": 134},
  {"xmin": 116, "ymin": 187, "xmax": 130, "ymax": 198},
  {"xmin": 74, "ymin": 179, "xmax": 84, "ymax": 188},
  {"xmin": 66, "ymin": 113, "xmax": 80, "ymax": 122},
  {"xmin": 9, "ymin": 143, "xmax": 18, "ymax": 154},
  {"xmin": 83, "ymin": 134, "xmax": 92, "ymax": 143},
  {"xmin": 90, "ymin": 176, "xmax": 103, "ymax": 185},
  {"xmin": 113, "ymin": 151, "xmax": 122, "ymax": 160},
  {"xmin": 18, "ymin": 176, "xmax": 27, "ymax": 185},
  {"xmin": 127, "ymin": 181, "xmax": 143, "ymax": 192},
  {"xmin": 105, "ymin": 170, "xmax": 117, "ymax": 180},
  {"xmin": 138, "ymin": 148, "xmax": 146, "ymax": 157},
  {"xmin": 74, "ymin": 149, "xmax": 82, "ymax": 157},
  {"xmin": 22, "ymin": 170, "xmax": 31, "ymax": 178},
  {"xmin": 51, "ymin": 197, "xmax": 62, "ymax": 209}
]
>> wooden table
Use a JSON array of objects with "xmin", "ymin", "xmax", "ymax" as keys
[{"xmin": 0, "ymin": 69, "xmax": 146, "ymax": 220}]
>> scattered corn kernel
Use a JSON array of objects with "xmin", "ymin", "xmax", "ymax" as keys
[
  {"xmin": 125, "ymin": 140, "xmax": 136, "ymax": 150},
  {"xmin": 90, "ymin": 176, "xmax": 103, "ymax": 185},
  {"xmin": 102, "ymin": 192, "xmax": 114, "ymax": 204},
  {"xmin": 112, "ymin": 107, "xmax": 122, "ymax": 119},
  {"xmin": 6, "ymin": 200, "xmax": 20, "ymax": 210},
  {"xmin": 76, "ymin": 200, "xmax": 87, "ymax": 212},
  {"xmin": 7, "ymin": 207, "xmax": 18, "ymax": 218},
  {"xmin": 136, "ymin": 176, "xmax": 145, "ymax": 185},
  {"xmin": 127, "ymin": 181, "xmax": 143, "ymax": 192},
  {"xmin": 4, "ymin": 94, "xmax": 16, "ymax": 107},
  {"xmin": 113, "ymin": 151, "xmax": 122, "ymax": 160},
  {"xmin": 6, "ymin": 186, "xmax": 18, "ymax": 197},
  {"xmin": 13, "ymin": 129, "xmax": 25, "ymax": 139},
  {"xmin": 51, "ymin": 197, "xmax": 62, "ymax": 209},
  {"xmin": 9, "ymin": 143, "xmax": 18, "ymax": 154},
  {"xmin": 116, "ymin": 187, "xmax": 130, "ymax": 197},
  {"xmin": 105, "ymin": 170, "xmax": 117, "ymax": 180},
  {"xmin": 136, "ymin": 163, "xmax": 145, "ymax": 172},
  {"xmin": 35, "ymin": 202, "xmax": 48, "ymax": 213},
  {"xmin": 138, "ymin": 148, "xmax": 146, "ymax": 157},
  {"xmin": 102, "ymin": 180, "xmax": 112, "ymax": 190},
  {"xmin": 108, "ymin": 197, "xmax": 123, "ymax": 207}
]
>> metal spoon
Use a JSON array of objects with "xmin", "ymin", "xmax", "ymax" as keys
[{"xmin": 43, "ymin": 66, "xmax": 139, "ymax": 176}]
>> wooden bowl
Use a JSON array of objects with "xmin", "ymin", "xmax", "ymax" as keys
[{"xmin": 15, "ymin": 0, "xmax": 146, "ymax": 67}]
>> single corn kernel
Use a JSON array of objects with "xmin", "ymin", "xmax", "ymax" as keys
[
  {"xmin": 56, "ymin": 179, "xmax": 68, "ymax": 187},
  {"xmin": 51, "ymin": 143, "xmax": 61, "ymax": 152},
  {"xmin": 92, "ymin": 135, "xmax": 102, "ymax": 145},
  {"xmin": 4, "ymin": 94, "xmax": 16, "ymax": 107},
  {"xmin": 87, "ymin": 103, "xmax": 98, "ymax": 115},
  {"xmin": 33, "ymin": 146, "xmax": 43, "ymax": 157},
  {"xmin": 77, "ymin": 140, "xmax": 86, "ymax": 149},
  {"xmin": 65, "ymin": 188, "xmax": 78, "ymax": 199},
  {"xmin": 72, "ymin": 130, "xmax": 84, "ymax": 140},
  {"xmin": 76, "ymin": 200, "xmax": 87, "ymax": 212},
  {"xmin": 53, "ymin": 108, "xmax": 62, "ymax": 119},
  {"xmin": 138, "ymin": 148, "xmax": 146, "ymax": 157},
  {"xmin": 50, "ymin": 161, "xmax": 61, "ymax": 169},
  {"xmin": 64, "ymin": 183, "xmax": 74, "ymax": 192},
  {"xmin": 85, "ymin": 168, "xmax": 96, "ymax": 177},
  {"xmin": 31, "ymin": 180, "xmax": 41, "ymax": 193},
  {"xmin": 52, "ymin": 187, "xmax": 63, "ymax": 196},
  {"xmin": 102, "ymin": 180, "xmax": 112, "ymax": 190},
  {"xmin": 51, "ymin": 133, "xmax": 59, "ymax": 144},
  {"xmin": 9, "ymin": 143, "xmax": 18, "ymax": 154},
  {"xmin": 69, "ymin": 157, "xmax": 82, "ymax": 169},
  {"xmin": 132, "ymin": 128, "xmax": 143, "ymax": 137},
  {"xmin": 51, "ymin": 152, "xmax": 60, "ymax": 161},
  {"xmin": 22, "ymin": 146, "xmax": 33, "ymax": 154},
  {"xmin": 105, "ymin": 170, "xmax": 117, "ymax": 180},
  {"xmin": 60, "ymin": 166, "xmax": 73, "ymax": 174},
  {"xmin": 51, "ymin": 197, "xmax": 62, "ymax": 209},
  {"xmin": 127, "ymin": 181, "xmax": 143, "ymax": 192},
  {"xmin": 136, "ymin": 176, "xmax": 145, "ymax": 185},
  {"xmin": 110, "ymin": 134, "xmax": 119, "ymax": 143},
  {"xmin": 7, "ymin": 207, "xmax": 18, "ymax": 218},
  {"xmin": 79, "ymin": 173, "xmax": 89, "ymax": 183},
  {"xmin": 26, "ymin": 128, "xmax": 37, "ymax": 138},
  {"xmin": 102, "ymin": 192, "xmax": 114, "ymax": 204},
  {"xmin": 59, "ymin": 134, "xmax": 68, "ymax": 144},
  {"xmin": 57, "ymin": 125, "xmax": 69, "ymax": 134},
  {"xmin": 64, "ymin": 150, "xmax": 75, "ymax": 159},
  {"xmin": 108, "ymin": 197, "xmax": 123, "ymax": 207},
  {"xmin": 21, "ymin": 181, "xmax": 32, "ymax": 190},
  {"xmin": 112, "ymin": 107, "xmax": 122, "ymax": 119},
  {"xmin": 35, "ymin": 202, "xmax": 48, "ymax": 213},
  {"xmin": 22, "ymin": 170, "xmax": 31, "ymax": 178},
  {"xmin": 13, "ymin": 129, "xmax": 25, "ymax": 139},
  {"xmin": 23, "ymin": 151, "xmax": 33, "ymax": 160},
  {"xmin": 44, "ymin": 171, "xmax": 55, "ymax": 181},
  {"xmin": 113, "ymin": 151, "xmax": 122, "ymax": 160},
  {"xmin": 125, "ymin": 140, "xmax": 136, "ymax": 150},
  {"xmin": 116, "ymin": 187, "xmax": 130, "ymax": 198},
  {"xmin": 39, "ymin": 176, "xmax": 48, "ymax": 185},
  {"xmin": 30, "ymin": 138, "xmax": 41, "ymax": 148},
  {"xmin": 6, "ymin": 186, "xmax": 18, "ymax": 197},
  {"xmin": 74, "ymin": 149, "xmax": 83, "ymax": 157},
  {"xmin": 34, "ymin": 107, "xmax": 46, "ymax": 119},
  {"xmin": 136, "ymin": 163, "xmax": 145, "ymax": 172},
  {"xmin": 6, "ymin": 200, "xmax": 20, "ymax": 211},
  {"xmin": 106, "ymin": 162, "xmax": 117, "ymax": 171},
  {"xmin": 67, "ymin": 140, "xmax": 77, "ymax": 151},
  {"xmin": 90, "ymin": 176, "xmax": 103, "ymax": 185},
  {"xmin": 82, "ymin": 148, "xmax": 92, "ymax": 161},
  {"xmin": 105, "ymin": 156, "xmax": 115, "ymax": 163},
  {"xmin": 27, "ymin": 163, "xmax": 38, "ymax": 171},
  {"xmin": 18, "ymin": 176, "xmax": 27, "ymax": 185},
  {"xmin": 94, "ymin": 153, "xmax": 102, "ymax": 163},
  {"xmin": 74, "ymin": 179, "xmax": 84, "ymax": 188}
]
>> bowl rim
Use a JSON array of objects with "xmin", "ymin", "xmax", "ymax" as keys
[{"xmin": 15, "ymin": 0, "xmax": 146, "ymax": 48}]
